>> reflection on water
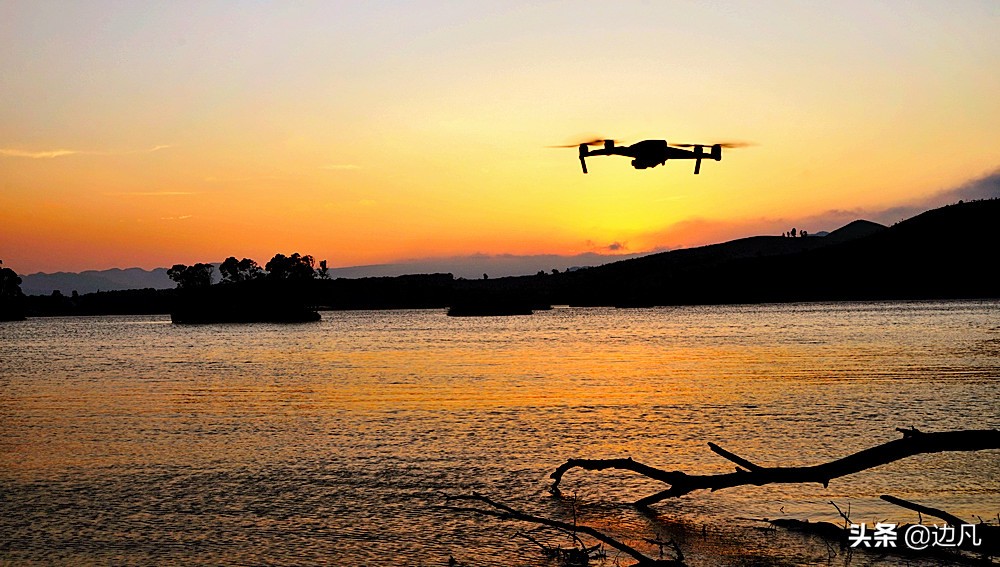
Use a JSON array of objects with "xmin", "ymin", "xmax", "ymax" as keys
[{"xmin": 1, "ymin": 301, "xmax": 998, "ymax": 566}]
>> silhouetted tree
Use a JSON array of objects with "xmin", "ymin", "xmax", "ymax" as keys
[
  {"xmin": 167, "ymin": 263, "xmax": 214, "ymax": 289},
  {"xmin": 265, "ymin": 253, "xmax": 316, "ymax": 280},
  {"xmin": 1, "ymin": 263, "xmax": 24, "ymax": 298},
  {"xmin": 790, "ymin": 227, "xmax": 797, "ymax": 237},
  {"xmin": 317, "ymin": 259, "xmax": 330, "ymax": 280},
  {"xmin": 1, "ymin": 261, "xmax": 27, "ymax": 321},
  {"xmin": 219, "ymin": 257, "xmax": 263, "ymax": 283}
]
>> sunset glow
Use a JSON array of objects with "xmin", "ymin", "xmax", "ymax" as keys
[{"xmin": 2, "ymin": 1, "xmax": 998, "ymax": 274}]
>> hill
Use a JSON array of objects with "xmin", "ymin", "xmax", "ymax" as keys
[
  {"xmin": 16, "ymin": 199, "xmax": 997, "ymax": 317},
  {"xmin": 536, "ymin": 199, "xmax": 996, "ymax": 306},
  {"xmin": 20, "ymin": 267, "xmax": 172, "ymax": 296},
  {"xmin": 19, "ymin": 252, "xmax": 642, "ymax": 296}
]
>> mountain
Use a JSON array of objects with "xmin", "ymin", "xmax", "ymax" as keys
[
  {"xmin": 18, "ymin": 199, "xmax": 996, "ymax": 308},
  {"xmin": 323, "ymin": 252, "xmax": 647, "ymax": 280},
  {"xmin": 823, "ymin": 219, "xmax": 885, "ymax": 243},
  {"xmin": 19, "ymin": 253, "xmax": 645, "ymax": 296},
  {"xmin": 542, "ymin": 199, "xmax": 996, "ymax": 305},
  {"xmin": 20, "ymin": 267, "xmax": 173, "ymax": 296}
]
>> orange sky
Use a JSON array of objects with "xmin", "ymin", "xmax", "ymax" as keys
[{"xmin": 2, "ymin": 1, "xmax": 999, "ymax": 274}]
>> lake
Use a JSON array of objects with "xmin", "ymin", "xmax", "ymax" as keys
[{"xmin": 2, "ymin": 301, "xmax": 998, "ymax": 566}]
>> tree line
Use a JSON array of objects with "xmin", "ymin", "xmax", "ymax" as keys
[{"xmin": 166, "ymin": 253, "xmax": 330, "ymax": 289}]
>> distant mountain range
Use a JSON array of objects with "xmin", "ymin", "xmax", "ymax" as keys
[
  {"xmin": 19, "ymin": 199, "xmax": 997, "ymax": 306},
  {"xmin": 20, "ymin": 267, "xmax": 173, "ymax": 296},
  {"xmin": 19, "ymin": 252, "xmax": 646, "ymax": 296},
  {"xmin": 14, "ymin": 199, "xmax": 998, "ymax": 316}
]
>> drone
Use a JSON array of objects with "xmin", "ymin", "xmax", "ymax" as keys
[{"xmin": 551, "ymin": 138, "xmax": 748, "ymax": 174}]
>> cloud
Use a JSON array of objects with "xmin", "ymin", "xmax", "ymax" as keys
[
  {"xmin": 0, "ymin": 148, "xmax": 79, "ymax": 158},
  {"xmin": 810, "ymin": 168, "xmax": 1000, "ymax": 228},
  {"xmin": 320, "ymin": 164, "xmax": 361, "ymax": 170},
  {"xmin": 159, "ymin": 215, "xmax": 193, "ymax": 220},
  {"xmin": 204, "ymin": 174, "xmax": 284, "ymax": 182},
  {"xmin": 642, "ymin": 168, "xmax": 1000, "ymax": 250},
  {"xmin": 584, "ymin": 240, "xmax": 631, "ymax": 253},
  {"xmin": 898, "ymin": 167, "xmax": 999, "ymax": 210},
  {"xmin": 104, "ymin": 191, "xmax": 198, "ymax": 196},
  {"xmin": 0, "ymin": 145, "xmax": 172, "ymax": 159}
]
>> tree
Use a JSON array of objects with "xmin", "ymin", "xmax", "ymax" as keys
[
  {"xmin": 317, "ymin": 259, "xmax": 330, "ymax": 280},
  {"xmin": 219, "ymin": 257, "xmax": 263, "ymax": 283},
  {"xmin": 0, "ymin": 262, "xmax": 24, "ymax": 298},
  {"xmin": 166, "ymin": 263, "xmax": 214, "ymax": 289},
  {"xmin": 265, "ymin": 253, "xmax": 316, "ymax": 280},
  {"xmin": 0, "ymin": 261, "xmax": 27, "ymax": 321}
]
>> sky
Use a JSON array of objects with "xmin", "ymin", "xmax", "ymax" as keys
[{"xmin": 2, "ymin": 1, "xmax": 998, "ymax": 275}]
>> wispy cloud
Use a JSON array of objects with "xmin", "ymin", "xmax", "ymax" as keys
[
  {"xmin": 159, "ymin": 215, "xmax": 193, "ymax": 220},
  {"xmin": 320, "ymin": 164, "xmax": 361, "ymax": 170},
  {"xmin": 104, "ymin": 191, "xmax": 197, "ymax": 196},
  {"xmin": 123, "ymin": 145, "xmax": 172, "ymax": 154},
  {"xmin": 0, "ymin": 148, "xmax": 80, "ymax": 158},
  {"xmin": 204, "ymin": 174, "xmax": 284, "ymax": 182},
  {"xmin": 586, "ymin": 240, "xmax": 630, "ymax": 252},
  {"xmin": 641, "ymin": 168, "xmax": 1000, "ymax": 250},
  {"xmin": 0, "ymin": 145, "xmax": 172, "ymax": 159}
]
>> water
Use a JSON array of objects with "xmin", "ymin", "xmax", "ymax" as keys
[{"xmin": 2, "ymin": 301, "xmax": 998, "ymax": 566}]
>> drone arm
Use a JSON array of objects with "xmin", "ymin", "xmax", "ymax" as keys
[{"xmin": 579, "ymin": 144, "xmax": 588, "ymax": 174}]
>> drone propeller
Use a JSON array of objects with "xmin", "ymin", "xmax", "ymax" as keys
[
  {"xmin": 669, "ymin": 141, "xmax": 753, "ymax": 149},
  {"xmin": 546, "ymin": 138, "xmax": 614, "ymax": 148}
]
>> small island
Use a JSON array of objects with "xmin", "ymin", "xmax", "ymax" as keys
[{"xmin": 167, "ymin": 254, "xmax": 322, "ymax": 324}]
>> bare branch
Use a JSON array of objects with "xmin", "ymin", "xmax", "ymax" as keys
[
  {"xmin": 708, "ymin": 442, "xmax": 763, "ymax": 472},
  {"xmin": 830, "ymin": 500, "xmax": 852, "ymax": 527},
  {"xmin": 550, "ymin": 429, "xmax": 1000, "ymax": 507},
  {"xmin": 444, "ymin": 493, "xmax": 684, "ymax": 566},
  {"xmin": 880, "ymin": 495, "xmax": 967, "ymax": 527}
]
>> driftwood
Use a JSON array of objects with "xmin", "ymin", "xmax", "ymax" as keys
[
  {"xmin": 881, "ymin": 494, "xmax": 969, "ymax": 527},
  {"xmin": 550, "ymin": 428, "xmax": 1000, "ymax": 507},
  {"xmin": 757, "ymin": 496, "xmax": 1000, "ymax": 563},
  {"xmin": 881, "ymin": 494, "xmax": 999, "ymax": 558},
  {"xmin": 443, "ymin": 492, "xmax": 685, "ymax": 566},
  {"xmin": 447, "ymin": 429, "xmax": 998, "ymax": 565}
]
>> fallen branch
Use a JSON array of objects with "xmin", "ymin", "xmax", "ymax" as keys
[
  {"xmin": 881, "ymin": 494, "xmax": 999, "ymax": 557},
  {"xmin": 442, "ymin": 492, "xmax": 684, "ymax": 566},
  {"xmin": 880, "ymin": 494, "xmax": 967, "ymax": 527},
  {"xmin": 549, "ymin": 428, "xmax": 1000, "ymax": 507}
]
